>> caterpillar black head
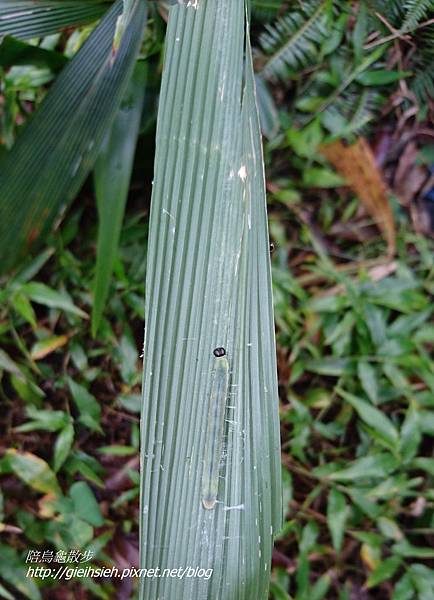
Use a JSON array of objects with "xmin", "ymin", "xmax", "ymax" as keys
[{"xmin": 213, "ymin": 347, "xmax": 226, "ymax": 358}]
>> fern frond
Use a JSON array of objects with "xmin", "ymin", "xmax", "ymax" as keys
[
  {"xmin": 322, "ymin": 89, "xmax": 383, "ymax": 137},
  {"xmin": 411, "ymin": 25, "xmax": 434, "ymax": 101},
  {"xmin": 412, "ymin": 65, "xmax": 434, "ymax": 101},
  {"xmin": 366, "ymin": 0, "xmax": 404, "ymax": 27},
  {"xmin": 403, "ymin": 0, "xmax": 434, "ymax": 30},
  {"xmin": 259, "ymin": 0, "xmax": 331, "ymax": 80}
]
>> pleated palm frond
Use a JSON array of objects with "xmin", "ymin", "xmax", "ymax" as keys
[
  {"xmin": 0, "ymin": 0, "xmax": 147, "ymax": 274},
  {"xmin": 0, "ymin": 0, "xmax": 111, "ymax": 39},
  {"xmin": 139, "ymin": 1, "xmax": 282, "ymax": 599}
]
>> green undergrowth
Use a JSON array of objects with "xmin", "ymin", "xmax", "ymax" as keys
[{"xmin": 270, "ymin": 219, "xmax": 434, "ymax": 600}]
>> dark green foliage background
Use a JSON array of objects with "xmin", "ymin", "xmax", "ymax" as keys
[{"xmin": 0, "ymin": 1, "xmax": 433, "ymax": 599}]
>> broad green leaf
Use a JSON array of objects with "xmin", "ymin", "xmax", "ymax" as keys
[
  {"xmin": 411, "ymin": 457, "xmax": 434, "ymax": 476},
  {"xmin": 0, "ymin": 0, "xmax": 147, "ymax": 274},
  {"xmin": 67, "ymin": 378, "xmax": 102, "ymax": 433},
  {"xmin": 112, "ymin": 488, "xmax": 139, "ymax": 508},
  {"xmin": 356, "ymin": 70, "xmax": 412, "ymax": 86},
  {"xmin": 64, "ymin": 451, "xmax": 105, "ymax": 488},
  {"xmin": 53, "ymin": 423, "xmax": 75, "ymax": 472},
  {"xmin": 377, "ymin": 517, "xmax": 403, "ymax": 542},
  {"xmin": 300, "ymin": 521, "xmax": 319, "ymax": 554},
  {"xmin": 116, "ymin": 331, "xmax": 139, "ymax": 385},
  {"xmin": 347, "ymin": 488, "xmax": 380, "ymax": 519},
  {"xmin": 302, "ymin": 167, "xmax": 346, "ymax": 188},
  {"xmin": 45, "ymin": 513, "xmax": 94, "ymax": 550},
  {"xmin": 255, "ymin": 75, "xmax": 279, "ymax": 139},
  {"xmin": 15, "ymin": 406, "xmax": 69, "ymax": 432},
  {"xmin": 393, "ymin": 540, "xmax": 434, "ymax": 559},
  {"xmin": 413, "ymin": 578, "xmax": 434, "ymax": 600},
  {"xmin": 0, "ymin": 349, "xmax": 21, "ymax": 374},
  {"xmin": 281, "ymin": 467, "xmax": 293, "ymax": 514},
  {"xmin": 419, "ymin": 411, "xmax": 434, "ymax": 436},
  {"xmin": 12, "ymin": 247, "xmax": 54, "ymax": 284},
  {"xmin": 400, "ymin": 403, "xmax": 421, "ymax": 461},
  {"xmin": 310, "ymin": 574, "xmax": 332, "ymax": 600},
  {"xmin": 0, "ymin": 582, "xmax": 14, "ymax": 600},
  {"xmin": 327, "ymin": 453, "xmax": 398, "ymax": 482},
  {"xmin": 70, "ymin": 481, "xmax": 104, "ymax": 527},
  {"xmin": 367, "ymin": 474, "xmax": 422, "ymax": 500},
  {"xmin": 410, "ymin": 565, "xmax": 434, "ymax": 588},
  {"xmin": 0, "ymin": 544, "xmax": 41, "ymax": 600},
  {"xmin": 305, "ymin": 357, "xmax": 354, "ymax": 376},
  {"xmin": 0, "ymin": 1, "xmax": 111, "ymax": 40},
  {"xmin": 296, "ymin": 553, "xmax": 310, "ymax": 598},
  {"xmin": 5, "ymin": 449, "xmax": 61, "ymax": 495},
  {"xmin": 10, "ymin": 373, "xmax": 45, "ymax": 406},
  {"xmin": 10, "ymin": 372, "xmax": 45, "ymax": 406},
  {"xmin": 92, "ymin": 61, "xmax": 147, "ymax": 336},
  {"xmin": 22, "ymin": 282, "xmax": 87, "ymax": 318},
  {"xmin": 119, "ymin": 392, "xmax": 141, "ymax": 413},
  {"xmin": 367, "ymin": 556, "xmax": 401, "ymax": 588},
  {"xmin": 337, "ymin": 388, "xmax": 399, "ymax": 447},
  {"xmin": 357, "ymin": 361, "xmax": 379, "ymax": 404},
  {"xmin": 363, "ymin": 277, "xmax": 428, "ymax": 314},
  {"xmin": 30, "ymin": 334, "xmax": 68, "ymax": 360},
  {"xmin": 392, "ymin": 573, "xmax": 415, "ymax": 600},
  {"xmin": 327, "ymin": 489, "xmax": 347, "ymax": 552},
  {"xmin": 352, "ymin": 0, "xmax": 367, "ymax": 61},
  {"xmin": 10, "ymin": 291, "xmax": 36, "ymax": 327},
  {"xmin": 269, "ymin": 580, "xmax": 291, "ymax": 600},
  {"xmin": 140, "ymin": 2, "xmax": 281, "ymax": 598},
  {"xmin": 0, "ymin": 36, "xmax": 68, "ymax": 72}
]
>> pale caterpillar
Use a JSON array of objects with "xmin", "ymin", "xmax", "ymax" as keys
[{"xmin": 202, "ymin": 347, "xmax": 229, "ymax": 510}]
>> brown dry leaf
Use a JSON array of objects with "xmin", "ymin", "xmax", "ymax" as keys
[
  {"xmin": 393, "ymin": 142, "xmax": 427, "ymax": 206},
  {"xmin": 320, "ymin": 138, "xmax": 396, "ymax": 256}
]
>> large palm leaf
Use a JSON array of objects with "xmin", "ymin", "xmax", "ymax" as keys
[
  {"xmin": 0, "ymin": 0, "xmax": 147, "ymax": 273},
  {"xmin": 0, "ymin": 0, "xmax": 111, "ymax": 39},
  {"xmin": 140, "ymin": 1, "xmax": 282, "ymax": 598}
]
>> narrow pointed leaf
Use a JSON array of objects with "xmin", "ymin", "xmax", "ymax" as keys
[
  {"xmin": 5, "ymin": 449, "xmax": 61, "ymax": 495},
  {"xmin": 140, "ymin": 2, "xmax": 282, "ymax": 599},
  {"xmin": 92, "ymin": 61, "xmax": 147, "ymax": 336},
  {"xmin": 327, "ymin": 488, "xmax": 347, "ymax": 552},
  {"xmin": 337, "ymin": 387, "xmax": 399, "ymax": 447},
  {"xmin": 0, "ymin": 36, "xmax": 68, "ymax": 71},
  {"xmin": 0, "ymin": 0, "xmax": 147, "ymax": 274},
  {"xmin": 0, "ymin": 0, "xmax": 111, "ymax": 39}
]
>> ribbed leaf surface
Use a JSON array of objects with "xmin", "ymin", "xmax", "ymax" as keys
[
  {"xmin": 0, "ymin": 0, "xmax": 147, "ymax": 274},
  {"xmin": 92, "ymin": 61, "xmax": 147, "ymax": 337},
  {"xmin": 140, "ymin": 2, "xmax": 282, "ymax": 599},
  {"xmin": 0, "ymin": 0, "xmax": 111, "ymax": 39}
]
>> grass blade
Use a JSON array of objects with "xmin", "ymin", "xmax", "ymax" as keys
[{"xmin": 92, "ymin": 61, "xmax": 147, "ymax": 336}]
